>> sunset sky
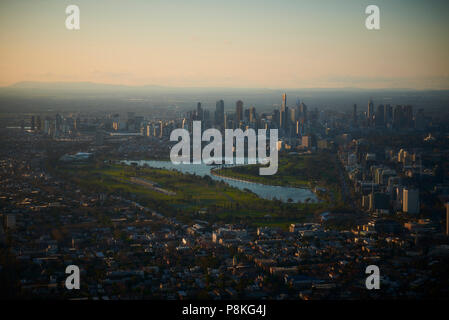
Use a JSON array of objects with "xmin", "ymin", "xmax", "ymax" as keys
[{"xmin": 0, "ymin": 0, "xmax": 448, "ymax": 89}]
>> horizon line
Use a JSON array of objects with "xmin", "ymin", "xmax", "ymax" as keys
[{"xmin": 1, "ymin": 80, "xmax": 449, "ymax": 92}]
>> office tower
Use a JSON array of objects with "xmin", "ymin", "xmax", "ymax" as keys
[
  {"xmin": 159, "ymin": 120, "xmax": 164, "ymax": 138},
  {"xmin": 112, "ymin": 114, "xmax": 119, "ymax": 131},
  {"xmin": 289, "ymin": 107, "xmax": 296, "ymax": 125},
  {"xmin": 368, "ymin": 99, "xmax": 374, "ymax": 125},
  {"xmin": 384, "ymin": 104, "xmax": 392, "ymax": 125},
  {"xmin": 280, "ymin": 93, "xmax": 288, "ymax": 129},
  {"xmin": 43, "ymin": 117, "xmax": 50, "ymax": 135},
  {"xmin": 203, "ymin": 109, "xmax": 210, "ymax": 122},
  {"xmin": 280, "ymin": 93, "xmax": 287, "ymax": 126},
  {"xmin": 299, "ymin": 102, "xmax": 307, "ymax": 122},
  {"xmin": 196, "ymin": 102, "xmax": 203, "ymax": 121},
  {"xmin": 215, "ymin": 100, "xmax": 224, "ymax": 127},
  {"xmin": 55, "ymin": 113, "xmax": 63, "ymax": 132},
  {"xmin": 403, "ymin": 105, "xmax": 413, "ymax": 128},
  {"xmin": 36, "ymin": 115, "xmax": 42, "ymax": 131},
  {"xmin": 295, "ymin": 98, "xmax": 301, "ymax": 112},
  {"xmin": 375, "ymin": 104, "xmax": 384, "ymax": 127},
  {"xmin": 224, "ymin": 113, "xmax": 228, "ymax": 129},
  {"xmin": 398, "ymin": 149, "xmax": 410, "ymax": 164},
  {"xmin": 224, "ymin": 112, "xmax": 233, "ymax": 130},
  {"xmin": 236, "ymin": 100, "xmax": 243, "ymax": 124},
  {"xmin": 249, "ymin": 106, "xmax": 256, "ymax": 123},
  {"xmin": 403, "ymin": 188, "xmax": 419, "ymax": 214},
  {"xmin": 282, "ymin": 93, "xmax": 287, "ymax": 110},
  {"xmin": 368, "ymin": 100, "xmax": 374, "ymax": 118},
  {"xmin": 31, "ymin": 116, "xmax": 35, "ymax": 131},
  {"xmin": 244, "ymin": 108, "xmax": 250, "ymax": 122},
  {"xmin": 353, "ymin": 104, "xmax": 357, "ymax": 126},
  {"xmin": 126, "ymin": 113, "xmax": 135, "ymax": 131},
  {"xmin": 393, "ymin": 105, "xmax": 403, "ymax": 129},
  {"xmin": 302, "ymin": 135, "xmax": 312, "ymax": 148},
  {"xmin": 186, "ymin": 110, "xmax": 193, "ymax": 122},
  {"xmin": 273, "ymin": 110, "xmax": 280, "ymax": 128}
]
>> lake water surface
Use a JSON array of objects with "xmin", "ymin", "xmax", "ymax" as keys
[{"xmin": 120, "ymin": 160, "xmax": 318, "ymax": 203}]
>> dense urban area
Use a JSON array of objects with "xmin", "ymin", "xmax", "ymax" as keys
[{"xmin": 1, "ymin": 92, "xmax": 449, "ymax": 300}]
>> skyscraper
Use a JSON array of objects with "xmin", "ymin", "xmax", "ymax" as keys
[
  {"xmin": 280, "ymin": 93, "xmax": 288, "ymax": 129},
  {"xmin": 375, "ymin": 104, "xmax": 384, "ymax": 127},
  {"xmin": 196, "ymin": 102, "xmax": 203, "ymax": 121},
  {"xmin": 236, "ymin": 100, "xmax": 243, "ymax": 125},
  {"xmin": 244, "ymin": 108, "xmax": 250, "ymax": 122},
  {"xmin": 368, "ymin": 99, "xmax": 374, "ymax": 125},
  {"xmin": 299, "ymin": 102, "xmax": 307, "ymax": 123},
  {"xmin": 403, "ymin": 105, "xmax": 413, "ymax": 128},
  {"xmin": 273, "ymin": 109, "xmax": 280, "ymax": 128},
  {"xmin": 215, "ymin": 100, "xmax": 224, "ymax": 127},
  {"xmin": 353, "ymin": 104, "xmax": 357, "ymax": 126},
  {"xmin": 403, "ymin": 188, "xmax": 419, "ymax": 214},
  {"xmin": 55, "ymin": 113, "xmax": 63, "ymax": 133},
  {"xmin": 36, "ymin": 115, "xmax": 42, "ymax": 131},
  {"xmin": 384, "ymin": 104, "xmax": 392, "ymax": 125},
  {"xmin": 393, "ymin": 105, "xmax": 403, "ymax": 129},
  {"xmin": 249, "ymin": 106, "xmax": 256, "ymax": 123},
  {"xmin": 289, "ymin": 107, "xmax": 296, "ymax": 125}
]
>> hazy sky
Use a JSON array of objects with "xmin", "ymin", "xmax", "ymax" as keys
[{"xmin": 0, "ymin": 0, "xmax": 448, "ymax": 89}]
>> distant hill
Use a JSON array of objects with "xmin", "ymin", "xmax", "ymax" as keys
[{"xmin": 9, "ymin": 81, "xmax": 164, "ymax": 91}]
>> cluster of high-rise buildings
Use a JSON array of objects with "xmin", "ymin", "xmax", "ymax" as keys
[
  {"xmin": 180, "ymin": 93, "xmax": 310, "ymax": 140},
  {"xmin": 353, "ymin": 100, "xmax": 427, "ymax": 130},
  {"xmin": 345, "ymin": 143, "xmax": 426, "ymax": 215},
  {"xmin": 24, "ymin": 93, "xmax": 318, "ymax": 152},
  {"xmin": 26, "ymin": 114, "xmax": 80, "ymax": 138}
]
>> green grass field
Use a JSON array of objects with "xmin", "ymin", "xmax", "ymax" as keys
[
  {"xmin": 215, "ymin": 152, "xmax": 340, "ymax": 192},
  {"xmin": 55, "ymin": 160, "xmax": 331, "ymax": 228}
]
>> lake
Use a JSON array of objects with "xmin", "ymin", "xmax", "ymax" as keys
[{"xmin": 120, "ymin": 159, "xmax": 318, "ymax": 203}]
